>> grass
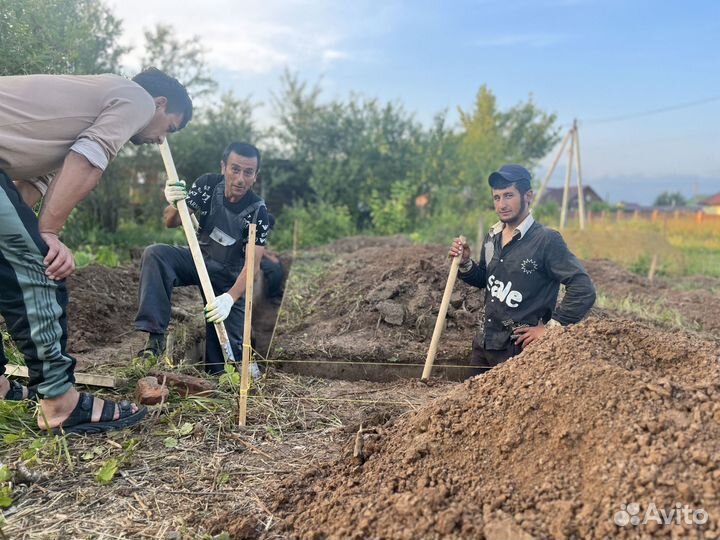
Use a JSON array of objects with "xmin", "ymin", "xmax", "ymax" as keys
[
  {"xmin": 559, "ymin": 217, "xmax": 720, "ymax": 278},
  {"xmin": 1, "ymin": 320, "xmax": 442, "ymax": 537},
  {"xmin": 67, "ymin": 221, "xmax": 188, "ymax": 269},
  {"xmin": 1, "ymin": 331, "xmax": 24, "ymax": 366},
  {"xmin": 594, "ymin": 293, "xmax": 699, "ymax": 331},
  {"xmin": 276, "ymin": 250, "xmax": 335, "ymax": 332}
]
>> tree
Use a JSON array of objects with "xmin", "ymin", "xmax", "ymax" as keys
[
  {"xmin": 172, "ymin": 93, "xmax": 257, "ymax": 183},
  {"xmin": 140, "ymin": 23, "xmax": 217, "ymax": 98},
  {"xmin": 654, "ymin": 191, "xmax": 687, "ymax": 208},
  {"xmin": 456, "ymin": 86, "xmax": 560, "ymax": 211},
  {"xmin": 0, "ymin": 0, "xmax": 127, "ymax": 76},
  {"xmin": 272, "ymin": 72, "xmax": 435, "ymax": 230}
]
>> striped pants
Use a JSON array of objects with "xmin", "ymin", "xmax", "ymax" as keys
[{"xmin": 0, "ymin": 170, "xmax": 75, "ymax": 398}]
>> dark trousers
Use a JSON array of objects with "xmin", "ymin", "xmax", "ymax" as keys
[
  {"xmin": 133, "ymin": 244, "xmax": 245, "ymax": 374},
  {"xmin": 469, "ymin": 335, "xmax": 522, "ymax": 376},
  {"xmin": 0, "ymin": 171, "xmax": 76, "ymax": 398},
  {"xmin": 260, "ymin": 256, "xmax": 284, "ymax": 299}
]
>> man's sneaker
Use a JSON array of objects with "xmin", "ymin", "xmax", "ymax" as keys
[{"xmin": 250, "ymin": 362, "xmax": 261, "ymax": 379}]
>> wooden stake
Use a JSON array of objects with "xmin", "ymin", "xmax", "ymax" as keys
[
  {"xmin": 573, "ymin": 121, "xmax": 586, "ymax": 230},
  {"xmin": 292, "ymin": 219, "xmax": 299, "ymax": 261},
  {"xmin": 239, "ymin": 223, "xmax": 257, "ymax": 427},
  {"xmin": 158, "ymin": 141, "xmax": 235, "ymax": 364},
  {"xmin": 421, "ymin": 236, "xmax": 466, "ymax": 381},
  {"xmin": 648, "ymin": 253, "xmax": 659, "ymax": 282},
  {"xmin": 532, "ymin": 129, "xmax": 572, "ymax": 209},
  {"xmin": 559, "ymin": 128, "xmax": 575, "ymax": 230}
]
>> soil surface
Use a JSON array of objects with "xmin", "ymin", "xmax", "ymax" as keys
[
  {"xmin": 4, "ymin": 235, "xmax": 720, "ymax": 540},
  {"xmin": 262, "ymin": 316, "xmax": 720, "ymax": 540},
  {"xmin": 272, "ymin": 240, "xmax": 720, "ymax": 370}
]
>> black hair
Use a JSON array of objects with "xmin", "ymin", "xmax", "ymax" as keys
[
  {"xmin": 132, "ymin": 67, "xmax": 193, "ymax": 129},
  {"xmin": 222, "ymin": 142, "xmax": 261, "ymax": 170}
]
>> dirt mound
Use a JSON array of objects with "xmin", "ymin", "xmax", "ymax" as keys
[
  {"xmin": 274, "ymin": 244, "xmax": 482, "ymax": 365},
  {"xmin": 264, "ymin": 316, "xmax": 720, "ymax": 539},
  {"xmin": 584, "ymin": 259, "xmax": 720, "ymax": 333},
  {"xmin": 65, "ymin": 263, "xmax": 203, "ymax": 354},
  {"xmin": 324, "ymin": 234, "xmax": 414, "ymax": 254},
  {"xmin": 65, "ymin": 265, "xmax": 142, "ymax": 353},
  {"xmin": 273, "ymin": 245, "xmax": 720, "ymax": 372}
]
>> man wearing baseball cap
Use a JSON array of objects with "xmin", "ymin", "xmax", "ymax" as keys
[{"xmin": 448, "ymin": 164, "xmax": 596, "ymax": 373}]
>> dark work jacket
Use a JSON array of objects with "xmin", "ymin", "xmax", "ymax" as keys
[
  {"xmin": 459, "ymin": 219, "xmax": 596, "ymax": 350},
  {"xmin": 186, "ymin": 173, "xmax": 268, "ymax": 277}
]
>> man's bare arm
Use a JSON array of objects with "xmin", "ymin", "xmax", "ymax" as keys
[
  {"xmin": 36, "ymin": 152, "xmax": 103, "ymax": 280},
  {"xmin": 163, "ymin": 205, "xmax": 182, "ymax": 228},
  {"xmin": 39, "ymin": 151, "xmax": 103, "ymax": 235}
]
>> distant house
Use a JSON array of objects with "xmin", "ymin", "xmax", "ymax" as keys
[
  {"xmin": 537, "ymin": 186, "xmax": 604, "ymax": 208},
  {"xmin": 699, "ymin": 193, "xmax": 720, "ymax": 215}
]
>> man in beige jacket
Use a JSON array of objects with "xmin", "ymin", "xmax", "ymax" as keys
[{"xmin": 0, "ymin": 67, "xmax": 193, "ymax": 434}]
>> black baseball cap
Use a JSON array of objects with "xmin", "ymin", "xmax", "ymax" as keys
[{"xmin": 488, "ymin": 164, "xmax": 532, "ymax": 191}]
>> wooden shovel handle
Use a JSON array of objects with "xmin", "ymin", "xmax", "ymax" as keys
[
  {"xmin": 158, "ymin": 140, "xmax": 235, "ymax": 362},
  {"xmin": 421, "ymin": 235, "xmax": 466, "ymax": 380}
]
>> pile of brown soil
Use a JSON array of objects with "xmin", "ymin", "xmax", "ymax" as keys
[
  {"xmin": 65, "ymin": 264, "xmax": 203, "ymax": 354},
  {"xmin": 65, "ymin": 265, "xmax": 143, "ymax": 353},
  {"xmin": 273, "ymin": 244, "xmax": 483, "ymax": 364},
  {"xmin": 265, "ymin": 316, "xmax": 720, "ymax": 539}
]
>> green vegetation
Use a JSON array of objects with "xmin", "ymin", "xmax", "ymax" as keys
[
  {"xmin": 594, "ymin": 293, "xmax": 697, "ymax": 331},
  {"xmin": 3, "ymin": 1, "xmax": 717, "ymax": 281},
  {"xmin": 1, "ymin": 0, "xmax": 561, "ymax": 257},
  {"xmin": 562, "ymin": 218, "xmax": 720, "ymax": 278}
]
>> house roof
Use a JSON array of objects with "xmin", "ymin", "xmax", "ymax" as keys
[
  {"xmin": 699, "ymin": 193, "xmax": 720, "ymax": 206},
  {"xmin": 539, "ymin": 186, "xmax": 603, "ymax": 204}
]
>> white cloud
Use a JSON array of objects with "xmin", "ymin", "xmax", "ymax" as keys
[
  {"xmin": 110, "ymin": 0, "xmax": 396, "ymax": 74},
  {"xmin": 322, "ymin": 49, "xmax": 350, "ymax": 65}
]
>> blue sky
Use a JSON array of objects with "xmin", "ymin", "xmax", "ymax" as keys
[{"xmin": 112, "ymin": 0, "xmax": 720, "ymax": 203}]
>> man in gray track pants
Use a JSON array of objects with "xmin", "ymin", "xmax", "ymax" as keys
[{"xmin": 0, "ymin": 68, "xmax": 192, "ymax": 434}]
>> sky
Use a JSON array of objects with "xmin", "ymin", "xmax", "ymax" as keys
[{"xmin": 110, "ymin": 0, "xmax": 720, "ymax": 204}]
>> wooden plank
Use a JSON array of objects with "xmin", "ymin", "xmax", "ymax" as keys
[{"xmin": 6, "ymin": 365, "xmax": 118, "ymax": 389}]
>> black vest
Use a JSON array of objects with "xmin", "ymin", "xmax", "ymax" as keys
[{"xmin": 197, "ymin": 180, "xmax": 265, "ymax": 272}]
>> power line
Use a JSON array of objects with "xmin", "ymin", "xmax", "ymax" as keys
[{"xmin": 580, "ymin": 94, "xmax": 720, "ymax": 125}]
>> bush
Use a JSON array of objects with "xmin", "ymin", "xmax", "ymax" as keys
[{"xmin": 271, "ymin": 202, "xmax": 357, "ymax": 250}]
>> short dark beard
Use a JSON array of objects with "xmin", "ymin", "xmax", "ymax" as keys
[{"xmin": 500, "ymin": 198, "xmax": 529, "ymax": 226}]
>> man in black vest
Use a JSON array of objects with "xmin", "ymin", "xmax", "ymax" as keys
[
  {"xmin": 449, "ymin": 164, "xmax": 596, "ymax": 374},
  {"xmin": 134, "ymin": 142, "xmax": 269, "ymax": 375}
]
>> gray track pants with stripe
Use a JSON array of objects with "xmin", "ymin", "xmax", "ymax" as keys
[{"xmin": 0, "ymin": 170, "xmax": 76, "ymax": 398}]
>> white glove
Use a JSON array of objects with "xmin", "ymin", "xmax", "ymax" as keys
[
  {"xmin": 205, "ymin": 292, "xmax": 234, "ymax": 323},
  {"xmin": 164, "ymin": 179, "xmax": 187, "ymax": 206}
]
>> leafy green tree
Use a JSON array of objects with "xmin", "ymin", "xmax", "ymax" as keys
[
  {"xmin": 171, "ymin": 93, "xmax": 257, "ymax": 183},
  {"xmin": 654, "ymin": 191, "xmax": 687, "ymax": 207},
  {"xmin": 139, "ymin": 23, "xmax": 217, "ymax": 98},
  {"xmin": 456, "ymin": 85, "xmax": 560, "ymax": 212},
  {"xmin": 0, "ymin": 0, "xmax": 127, "ymax": 76},
  {"xmin": 272, "ymin": 72, "xmax": 438, "ymax": 231}
]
